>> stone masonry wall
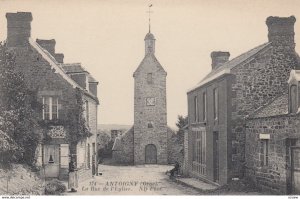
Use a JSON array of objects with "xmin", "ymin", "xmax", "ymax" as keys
[
  {"xmin": 245, "ymin": 114, "xmax": 300, "ymax": 194},
  {"xmin": 11, "ymin": 46, "xmax": 93, "ymax": 171},
  {"xmin": 133, "ymin": 55, "xmax": 168, "ymax": 164},
  {"xmin": 230, "ymin": 44, "xmax": 299, "ymax": 178}
]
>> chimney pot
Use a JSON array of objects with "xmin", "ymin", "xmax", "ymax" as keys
[{"xmin": 211, "ymin": 51, "xmax": 230, "ymax": 70}]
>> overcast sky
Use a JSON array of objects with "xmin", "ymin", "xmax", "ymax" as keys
[{"xmin": 0, "ymin": 0, "xmax": 300, "ymax": 128}]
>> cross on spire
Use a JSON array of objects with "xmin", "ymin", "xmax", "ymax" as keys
[{"xmin": 147, "ymin": 4, "xmax": 153, "ymax": 33}]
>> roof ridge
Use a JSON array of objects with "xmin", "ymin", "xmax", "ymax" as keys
[{"xmin": 188, "ymin": 42, "xmax": 271, "ymax": 93}]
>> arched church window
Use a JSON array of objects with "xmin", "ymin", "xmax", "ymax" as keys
[{"xmin": 290, "ymin": 85, "xmax": 298, "ymax": 113}]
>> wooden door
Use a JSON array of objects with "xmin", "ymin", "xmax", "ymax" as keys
[
  {"xmin": 44, "ymin": 144, "xmax": 60, "ymax": 178},
  {"xmin": 291, "ymin": 147, "xmax": 300, "ymax": 194},
  {"xmin": 145, "ymin": 144, "xmax": 157, "ymax": 164}
]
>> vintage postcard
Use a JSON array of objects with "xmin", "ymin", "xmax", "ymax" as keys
[{"xmin": 0, "ymin": 0, "xmax": 299, "ymax": 198}]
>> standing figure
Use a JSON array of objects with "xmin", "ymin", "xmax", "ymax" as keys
[{"xmin": 68, "ymin": 156, "xmax": 78, "ymax": 192}]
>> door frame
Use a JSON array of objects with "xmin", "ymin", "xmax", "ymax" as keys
[
  {"xmin": 145, "ymin": 144, "xmax": 157, "ymax": 164},
  {"xmin": 291, "ymin": 146, "xmax": 300, "ymax": 194},
  {"xmin": 213, "ymin": 131, "xmax": 219, "ymax": 182}
]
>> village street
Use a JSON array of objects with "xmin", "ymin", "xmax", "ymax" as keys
[{"xmin": 65, "ymin": 164, "xmax": 202, "ymax": 195}]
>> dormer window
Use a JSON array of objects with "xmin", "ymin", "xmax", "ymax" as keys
[
  {"xmin": 43, "ymin": 96, "xmax": 59, "ymax": 120},
  {"xmin": 290, "ymin": 84, "xmax": 298, "ymax": 113}
]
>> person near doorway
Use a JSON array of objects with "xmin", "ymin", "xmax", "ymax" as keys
[{"xmin": 68, "ymin": 156, "xmax": 78, "ymax": 192}]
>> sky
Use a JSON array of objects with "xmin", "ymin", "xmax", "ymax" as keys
[{"xmin": 0, "ymin": 0, "xmax": 300, "ymax": 128}]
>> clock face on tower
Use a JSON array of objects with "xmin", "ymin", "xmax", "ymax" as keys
[{"xmin": 146, "ymin": 97, "xmax": 155, "ymax": 106}]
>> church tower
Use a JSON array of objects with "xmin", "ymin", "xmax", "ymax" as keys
[{"xmin": 133, "ymin": 30, "xmax": 168, "ymax": 164}]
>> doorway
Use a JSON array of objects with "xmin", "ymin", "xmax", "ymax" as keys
[
  {"xmin": 291, "ymin": 147, "xmax": 300, "ymax": 194},
  {"xmin": 145, "ymin": 144, "xmax": 157, "ymax": 164},
  {"xmin": 44, "ymin": 144, "xmax": 60, "ymax": 178},
  {"xmin": 213, "ymin": 132, "xmax": 219, "ymax": 182}
]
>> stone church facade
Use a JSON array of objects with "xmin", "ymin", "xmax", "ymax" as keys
[
  {"xmin": 112, "ymin": 31, "xmax": 171, "ymax": 165},
  {"xmin": 4, "ymin": 12, "xmax": 99, "ymax": 180},
  {"xmin": 183, "ymin": 16, "xmax": 300, "ymax": 187}
]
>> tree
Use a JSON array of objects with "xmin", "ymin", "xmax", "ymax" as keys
[
  {"xmin": 176, "ymin": 115, "xmax": 188, "ymax": 144},
  {"xmin": 0, "ymin": 42, "xmax": 41, "ymax": 167}
]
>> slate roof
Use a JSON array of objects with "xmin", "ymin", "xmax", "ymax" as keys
[
  {"xmin": 62, "ymin": 63, "xmax": 98, "ymax": 83},
  {"xmin": 62, "ymin": 63, "xmax": 87, "ymax": 73},
  {"xmin": 145, "ymin": 32, "xmax": 155, "ymax": 40},
  {"xmin": 31, "ymin": 39, "xmax": 99, "ymax": 100},
  {"xmin": 133, "ymin": 53, "xmax": 167, "ymax": 76},
  {"xmin": 188, "ymin": 42, "xmax": 271, "ymax": 92},
  {"xmin": 249, "ymin": 93, "xmax": 289, "ymax": 118}
]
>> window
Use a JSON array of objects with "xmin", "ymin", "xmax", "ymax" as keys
[
  {"xmin": 43, "ymin": 96, "xmax": 58, "ymax": 120},
  {"xmin": 261, "ymin": 140, "xmax": 269, "ymax": 166},
  {"xmin": 213, "ymin": 88, "xmax": 218, "ymax": 120},
  {"xmin": 147, "ymin": 121, "xmax": 153, "ymax": 128},
  {"xmin": 194, "ymin": 96, "xmax": 199, "ymax": 122},
  {"xmin": 147, "ymin": 73, "xmax": 153, "ymax": 84},
  {"xmin": 203, "ymin": 92, "xmax": 207, "ymax": 121},
  {"xmin": 290, "ymin": 85, "xmax": 298, "ymax": 113},
  {"xmin": 85, "ymin": 101, "xmax": 89, "ymax": 126}
]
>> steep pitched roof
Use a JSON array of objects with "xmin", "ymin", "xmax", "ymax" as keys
[
  {"xmin": 30, "ymin": 39, "xmax": 99, "ymax": 100},
  {"xmin": 249, "ymin": 93, "xmax": 289, "ymax": 118},
  {"xmin": 62, "ymin": 63, "xmax": 98, "ymax": 83},
  {"xmin": 30, "ymin": 38, "xmax": 80, "ymax": 89},
  {"xmin": 62, "ymin": 63, "xmax": 87, "ymax": 73},
  {"xmin": 133, "ymin": 53, "xmax": 167, "ymax": 77},
  {"xmin": 188, "ymin": 42, "xmax": 271, "ymax": 92}
]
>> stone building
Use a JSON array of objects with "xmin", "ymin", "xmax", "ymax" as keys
[
  {"xmin": 184, "ymin": 16, "xmax": 300, "ymax": 186},
  {"xmin": 245, "ymin": 69, "xmax": 300, "ymax": 194},
  {"xmin": 111, "ymin": 129, "xmax": 123, "ymax": 142},
  {"xmin": 112, "ymin": 30, "xmax": 172, "ymax": 165},
  {"xmin": 4, "ymin": 12, "xmax": 99, "ymax": 180}
]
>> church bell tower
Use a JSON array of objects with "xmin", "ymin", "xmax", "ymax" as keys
[{"xmin": 132, "ymin": 5, "xmax": 168, "ymax": 164}]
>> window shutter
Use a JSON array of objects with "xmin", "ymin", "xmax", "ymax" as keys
[{"xmin": 60, "ymin": 144, "xmax": 69, "ymax": 168}]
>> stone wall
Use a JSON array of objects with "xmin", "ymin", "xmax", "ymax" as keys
[
  {"xmin": 133, "ymin": 54, "xmax": 168, "ymax": 164},
  {"xmin": 11, "ymin": 46, "xmax": 96, "ymax": 175},
  {"xmin": 245, "ymin": 114, "xmax": 300, "ymax": 194},
  {"xmin": 230, "ymin": 43, "xmax": 299, "ymax": 178},
  {"xmin": 111, "ymin": 127, "xmax": 134, "ymax": 164}
]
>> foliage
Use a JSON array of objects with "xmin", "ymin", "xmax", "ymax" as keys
[
  {"xmin": 175, "ymin": 115, "xmax": 188, "ymax": 144},
  {"xmin": 66, "ymin": 88, "xmax": 92, "ymax": 154},
  {"xmin": 97, "ymin": 131, "xmax": 110, "ymax": 149},
  {"xmin": 0, "ymin": 43, "xmax": 41, "ymax": 168},
  {"xmin": 98, "ymin": 139, "xmax": 114, "ymax": 163},
  {"xmin": 45, "ymin": 179, "xmax": 66, "ymax": 195}
]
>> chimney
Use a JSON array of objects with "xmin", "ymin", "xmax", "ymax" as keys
[
  {"xmin": 6, "ymin": 12, "xmax": 33, "ymax": 47},
  {"xmin": 266, "ymin": 16, "xmax": 296, "ymax": 49},
  {"xmin": 36, "ymin": 39, "xmax": 56, "ymax": 56},
  {"xmin": 55, "ymin": 53, "xmax": 64, "ymax": 63},
  {"xmin": 211, "ymin": 51, "xmax": 230, "ymax": 70}
]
